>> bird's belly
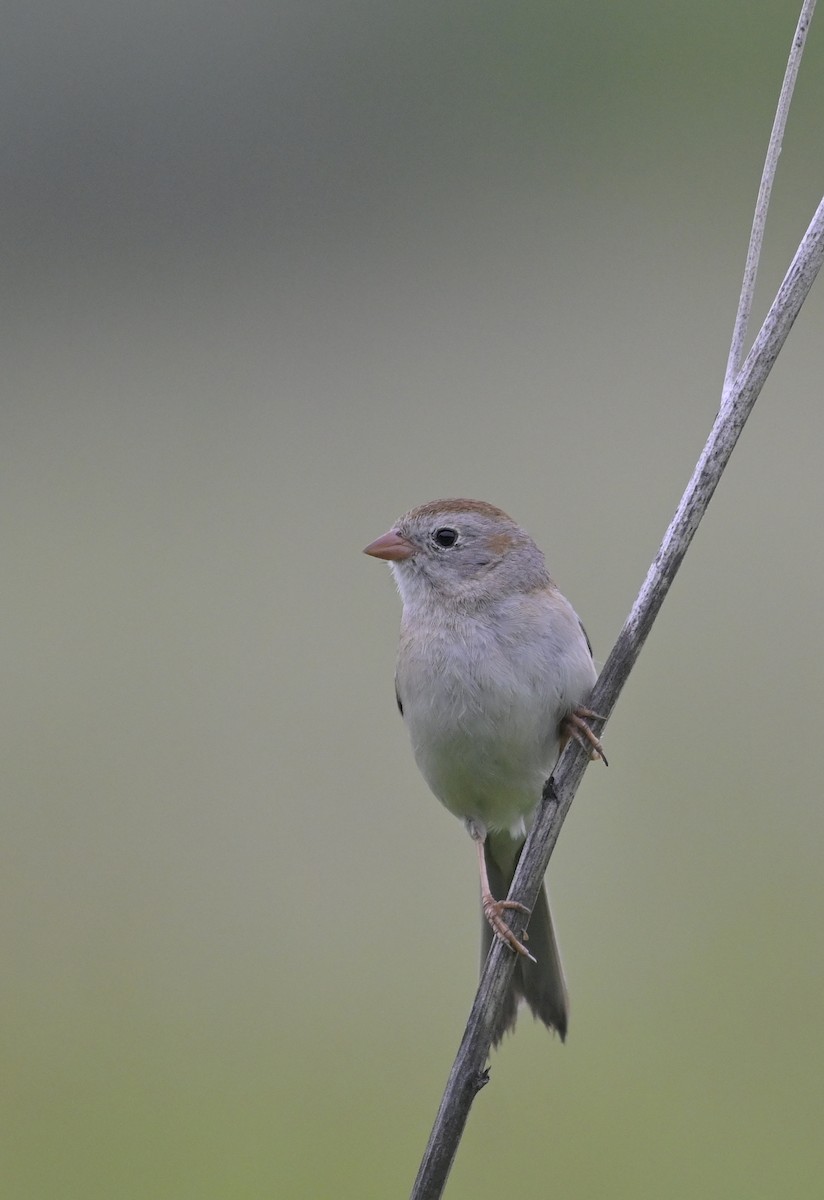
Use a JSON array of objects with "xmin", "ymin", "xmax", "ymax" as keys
[
  {"xmin": 397, "ymin": 604, "xmax": 595, "ymax": 834},
  {"xmin": 406, "ymin": 693, "xmax": 560, "ymax": 833}
]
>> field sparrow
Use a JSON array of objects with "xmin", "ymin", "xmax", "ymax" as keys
[{"xmin": 364, "ymin": 498, "xmax": 605, "ymax": 1044}]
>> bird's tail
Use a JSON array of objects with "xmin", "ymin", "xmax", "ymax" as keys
[{"xmin": 482, "ymin": 833, "xmax": 569, "ymax": 1046}]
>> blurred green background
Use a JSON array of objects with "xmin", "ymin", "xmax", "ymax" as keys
[{"xmin": 4, "ymin": 2, "xmax": 823, "ymax": 1197}]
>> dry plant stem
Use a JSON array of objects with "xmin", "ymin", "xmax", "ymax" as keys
[
  {"xmin": 724, "ymin": 0, "xmax": 817, "ymax": 391},
  {"xmin": 410, "ymin": 193, "xmax": 824, "ymax": 1200}
]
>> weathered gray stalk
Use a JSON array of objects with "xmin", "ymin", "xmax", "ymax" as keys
[{"xmin": 410, "ymin": 7, "xmax": 822, "ymax": 1194}]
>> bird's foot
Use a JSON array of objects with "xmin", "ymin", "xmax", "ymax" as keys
[
  {"xmin": 562, "ymin": 706, "xmax": 608, "ymax": 765},
  {"xmin": 481, "ymin": 893, "xmax": 536, "ymax": 962}
]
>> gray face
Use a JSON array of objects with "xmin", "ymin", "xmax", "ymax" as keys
[{"xmin": 391, "ymin": 499, "xmax": 551, "ymax": 605}]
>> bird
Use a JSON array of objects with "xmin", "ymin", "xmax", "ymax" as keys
[{"xmin": 364, "ymin": 498, "xmax": 605, "ymax": 1045}]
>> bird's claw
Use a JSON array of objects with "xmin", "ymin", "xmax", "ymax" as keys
[
  {"xmin": 562, "ymin": 706, "xmax": 608, "ymax": 766},
  {"xmin": 482, "ymin": 895, "xmax": 536, "ymax": 962}
]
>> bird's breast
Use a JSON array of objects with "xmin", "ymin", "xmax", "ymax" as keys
[{"xmin": 396, "ymin": 617, "xmax": 568, "ymax": 831}]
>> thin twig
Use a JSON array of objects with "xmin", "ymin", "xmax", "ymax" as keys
[
  {"xmin": 410, "ymin": 8, "xmax": 822, "ymax": 1194},
  {"xmin": 724, "ymin": 0, "xmax": 817, "ymax": 394},
  {"xmin": 411, "ymin": 188, "xmax": 824, "ymax": 1200}
]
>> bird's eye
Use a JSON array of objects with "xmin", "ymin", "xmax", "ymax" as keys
[{"xmin": 432, "ymin": 527, "xmax": 458, "ymax": 548}]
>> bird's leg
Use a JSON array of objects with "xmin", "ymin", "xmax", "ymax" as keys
[
  {"xmin": 468, "ymin": 823, "xmax": 536, "ymax": 963},
  {"xmin": 561, "ymin": 707, "xmax": 608, "ymax": 766}
]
